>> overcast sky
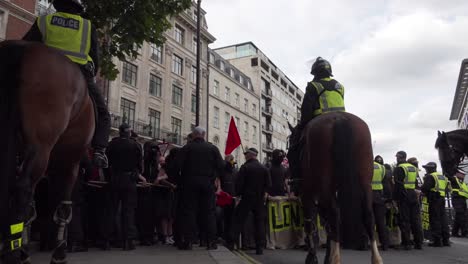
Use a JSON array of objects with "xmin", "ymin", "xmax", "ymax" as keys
[{"xmin": 203, "ymin": 0, "xmax": 467, "ymax": 168}]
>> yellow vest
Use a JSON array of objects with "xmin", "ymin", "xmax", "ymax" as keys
[
  {"xmin": 398, "ymin": 163, "xmax": 417, "ymax": 190},
  {"xmin": 311, "ymin": 78, "xmax": 345, "ymax": 116},
  {"xmin": 430, "ymin": 172, "xmax": 449, "ymax": 197},
  {"xmin": 37, "ymin": 12, "xmax": 92, "ymax": 65},
  {"xmin": 372, "ymin": 162, "xmax": 385, "ymax": 191},
  {"xmin": 453, "ymin": 178, "xmax": 468, "ymax": 198}
]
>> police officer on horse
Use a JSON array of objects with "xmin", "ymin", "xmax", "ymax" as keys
[
  {"xmin": 23, "ymin": 0, "xmax": 110, "ymax": 168},
  {"xmin": 288, "ymin": 57, "xmax": 345, "ymax": 180}
]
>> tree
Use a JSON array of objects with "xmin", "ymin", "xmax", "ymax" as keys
[{"xmin": 81, "ymin": 0, "xmax": 192, "ymax": 80}]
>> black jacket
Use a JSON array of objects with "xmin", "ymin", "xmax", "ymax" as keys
[
  {"xmin": 268, "ymin": 163, "xmax": 287, "ymax": 196},
  {"xmin": 22, "ymin": 13, "xmax": 100, "ymax": 74},
  {"xmin": 175, "ymin": 138, "xmax": 224, "ymax": 185},
  {"xmin": 220, "ymin": 161, "xmax": 238, "ymax": 196},
  {"xmin": 106, "ymin": 137, "xmax": 142, "ymax": 173},
  {"xmin": 236, "ymin": 158, "xmax": 271, "ymax": 200}
]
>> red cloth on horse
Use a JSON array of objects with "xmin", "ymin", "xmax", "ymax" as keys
[{"xmin": 216, "ymin": 191, "xmax": 233, "ymax": 207}]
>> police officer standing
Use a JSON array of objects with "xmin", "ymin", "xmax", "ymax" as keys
[
  {"xmin": 450, "ymin": 172, "xmax": 468, "ymax": 237},
  {"xmin": 175, "ymin": 127, "xmax": 224, "ymax": 250},
  {"xmin": 106, "ymin": 123, "xmax": 143, "ymax": 250},
  {"xmin": 421, "ymin": 162, "xmax": 451, "ymax": 247},
  {"xmin": 393, "ymin": 151, "xmax": 423, "ymax": 250},
  {"xmin": 372, "ymin": 155, "xmax": 389, "ymax": 250},
  {"xmin": 228, "ymin": 148, "xmax": 271, "ymax": 255}
]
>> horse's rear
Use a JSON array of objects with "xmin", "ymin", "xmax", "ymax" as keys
[
  {"xmin": 300, "ymin": 112, "xmax": 382, "ymax": 264},
  {"xmin": 0, "ymin": 40, "xmax": 94, "ymax": 264}
]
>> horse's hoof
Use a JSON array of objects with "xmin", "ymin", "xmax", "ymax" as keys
[{"xmin": 305, "ymin": 253, "xmax": 319, "ymax": 264}]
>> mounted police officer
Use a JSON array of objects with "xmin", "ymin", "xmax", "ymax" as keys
[
  {"xmin": 450, "ymin": 172, "xmax": 468, "ymax": 237},
  {"xmin": 393, "ymin": 151, "xmax": 423, "ymax": 250},
  {"xmin": 106, "ymin": 123, "xmax": 143, "ymax": 250},
  {"xmin": 287, "ymin": 57, "xmax": 345, "ymax": 181},
  {"xmin": 372, "ymin": 155, "xmax": 390, "ymax": 250},
  {"xmin": 421, "ymin": 162, "xmax": 451, "ymax": 247},
  {"xmin": 23, "ymin": 0, "xmax": 110, "ymax": 168}
]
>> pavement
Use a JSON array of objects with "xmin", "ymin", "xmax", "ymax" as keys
[
  {"xmin": 246, "ymin": 237, "xmax": 468, "ymax": 264},
  {"xmin": 31, "ymin": 245, "xmax": 248, "ymax": 264}
]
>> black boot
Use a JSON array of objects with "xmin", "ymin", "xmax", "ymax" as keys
[
  {"xmin": 207, "ymin": 241, "xmax": 218, "ymax": 250},
  {"xmin": 256, "ymin": 247, "xmax": 263, "ymax": 255},
  {"xmin": 428, "ymin": 240, "xmax": 442, "ymax": 247},
  {"xmin": 123, "ymin": 240, "xmax": 136, "ymax": 251}
]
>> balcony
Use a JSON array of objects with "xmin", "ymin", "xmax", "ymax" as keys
[
  {"xmin": 262, "ymin": 142, "xmax": 274, "ymax": 152},
  {"xmin": 262, "ymin": 124, "xmax": 273, "ymax": 134},
  {"xmin": 261, "ymin": 89, "xmax": 272, "ymax": 98},
  {"xmin": 261, "ymin": 106, "xmax": 273, "ymax": 116},
  {"xmin": 110, "ymin": 114, "xmax": 182, "ymax": 145}
]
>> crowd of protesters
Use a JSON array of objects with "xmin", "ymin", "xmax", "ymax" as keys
[{"xmin": 29, "ymin": 126, "xmax": 468, "ymax": 256}]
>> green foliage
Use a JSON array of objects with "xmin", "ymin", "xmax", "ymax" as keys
[{"xmin": 81, "ymin": 0, "xmax": 192, "ymax": 80}]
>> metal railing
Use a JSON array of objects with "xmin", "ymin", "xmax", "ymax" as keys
[
  {"xmin": 261, "ymin": 106, "xmax": 273, "ymax": 115},
  {"xmin": 262, "ymin": 124, "xmax": 273, "ymax": 133},
  {"xmin": 262, "ymin": 89, "xmax": 272, "ymax": 97}
]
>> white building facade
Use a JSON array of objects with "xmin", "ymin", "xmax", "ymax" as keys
[{"xmin": 207, "ymin": 50, "xmax": 261, "ymax": 164}]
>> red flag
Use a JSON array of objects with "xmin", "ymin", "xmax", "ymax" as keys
[{"xmin": 225, "ymin": 117, "xmax": 242, "ymax": 155}]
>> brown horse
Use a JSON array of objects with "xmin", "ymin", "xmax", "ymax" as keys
[
  {"xmin": 436, "ymin": 130, "xmax": 468, "ymax": 176},
  {"xmin": 0, "ymin": 40, "xmax": 94, "ymax": 264},
  {"xmin": 288, "ymin": 112, "xmax": 382, "ymax": 264}
]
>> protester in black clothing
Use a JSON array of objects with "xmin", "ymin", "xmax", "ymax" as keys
[
  {"xmin": 228, "ymin": 148, "xmax": 271, "ymax": 255},
  {"xmin": 268, "ymin": 149, "xmax": 287, "ymax": 196},
  {"xmin": 215, "ymin": 154, "xmax": 238, "ymax": 241},
  {"xmin": 106, "ymin": 123, "xmax": 143, "ymax": 250},
  {"xmin": 421, "ymin": 162, "xmax": 451, "ymax": 247},
  {"xmin": 393, "ymin": 151, "xmax": 423, "ymax": 250},
  {"xmin": 174, "ymin": 127, "xmax": 224, "ymax": 250}
]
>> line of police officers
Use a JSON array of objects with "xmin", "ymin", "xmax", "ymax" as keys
[{"xmin": 372, "ymin": 151, "xmax": 468, "ymax": 250}]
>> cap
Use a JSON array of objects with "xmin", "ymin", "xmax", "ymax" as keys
[
  {"xmin": 422, "ymin": 162, "xmax": 437, "ymax": 169},
  {"xmin": 395, "ymin": 151, "xmax": 407, "ymax": 159},
  {"xmin": 244, "ymin": 147, "xmax": 259, "ymax": 155}
]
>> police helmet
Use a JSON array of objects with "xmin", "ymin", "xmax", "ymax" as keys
[
  {"xmin": 311, "ymin": 57, "xmax": 333, "ymax": 76},
  {"xmin": 53, "ymin": 0, "xmax": 84, "ymax": 13}
]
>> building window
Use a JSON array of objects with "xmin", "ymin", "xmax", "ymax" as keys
[
  {"xmin": 213, "ymin": 135, "xmax": 219, "ymax": 146},
  {"xmin": 213, "ymin": 80, "xmax": 220, "ymax": 96},
  {"xmin": 172, "ymin": 54, "xmax": 183, "ymax": 76},
  {"xmin": 220, "ymin": 61, "xmax": 225, "ymax": 71},
  {"xmin": 174, "ymin": 24, "xmax": 185, "ymax": 44},
  {"xmin": 235, "ymin": 117, "xmax": 240, "ymax": 127},
  {"xmin": 122, "ymin": 61, "xmax": 137, "ymax": 87},
  {"xmin": 230, "ymin": 68, "xmax": 235, "ymax": 78},
  {"xmin": 191, "ymin": 93, "xmax": 196, "ymax": 113},
  {"xmin": 149, "ymin": 74, "xmax": 162, "ymax": 97},
  {"xmin": 253, "ymin": 125, "xmax": 257, "ymax": 143},
  {"xmin": 209, "ymin": 53, "xmax": 215, "ymax": 64},
  {"xmin": 235, "ymin": 93, "xmax": 240, "ymax": 107},
  {"xmin": 192, "ymin": 37, "xmax": 198, "ymax": 53},
  {"xmin": 244, "ymin": 121, "xmax": 249, "ymax": 137},
  {"xmin": 252, "ymin": 103, "xmax": 257, "ymax": 116},
  {"xmin": 148, "ymin": 108, "xmax": 161, "ymax": 138},
  {"xmin": 172, "ymin": 85, "xmax": 183, "ymax": 106},
  {"xmin": 225, "ymin": 87, "xmax": 230, "ymax": 102},
  {"xmin": 150, "ymin": 44, "xmax": 162, "ymax": 63},
  {"xmin": 224, "ymin": 112, "xmax": 230, "ymax": 132},
  {"xmin": 244, "ymin": 99, "xmax": 249, "ymax": 113},
  {"xmin": 214, "ymin": 107, "xmax": 220, "ymax": 128},
  {"xmin": 171, "ymin": 117, "xmax": 182, "ymax": 140},
  {"xmin": 251, "ymin": 58, "xmax": 258, "ymax": 66},
  {"xmin": 120, "ymin": 98, "xmax": 136, "ymax": 128},
  {"xmin": 191, "ymin": 66, "xmax": 197, "ymax": 83}
]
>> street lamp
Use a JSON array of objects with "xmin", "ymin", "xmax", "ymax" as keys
[{"xmin": 195, "ymin": 0, "xmax": 201, "ymax": 126}]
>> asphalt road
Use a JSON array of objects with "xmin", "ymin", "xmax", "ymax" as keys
[{"xmin": 245, "ymin": 238, "xmax": 468, "ymax": 264}]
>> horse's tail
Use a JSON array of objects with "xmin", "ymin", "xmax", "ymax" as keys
[
  {"xmin": 0, "ymin": 42, "xmax": 26, "ymax": 230},
  {"xmin": 332, "ymin": 116, "xmax": 365, "ymax": 249}
]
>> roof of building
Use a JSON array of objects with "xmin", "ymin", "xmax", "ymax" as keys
[{"xmin": 450, "ymin": 59, "xmax": 468, "ymax": 120}]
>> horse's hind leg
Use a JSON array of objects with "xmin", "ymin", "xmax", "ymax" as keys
[
  {"xmin": 319, "ymin": 201, "xmax": 341, "ymax": 264},
  {"xmin": 304, "ymin": 202, "xmax": 319, "ymax": 264},
  {"xmin": 49, "ymin": 162, "xmax": 80, "ymax": 264},
  {"xmin": 362, "ymin": 190, "xmax": 383, "ymax": 264},
  {"xmin": 4, "ymin": 146, "xmax": 50, "ymax": 264}
]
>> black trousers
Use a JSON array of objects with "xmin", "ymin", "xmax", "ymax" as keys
[
  {"xmin": 372, "ymin": 191, "xmax": 389, "ymax": 247},
  {"xmin": 216, "ymin": 203, "xmax": 235, "ymax": 240},
  {"xmin": 80, "ymin": 65, "xmax": 110, "ymax": 149},
  {"xmin": 180, "ymin": 181, "xmax": 217, "ymax": 244},
  {"xmin": 136, "ymin": 187, "xmax": 156, "ymax": 243},
  {"xmin": 111, "ymin": 172, "xmax": 138, "ymax": 241},
  {"xmin": 452, "ymin": 197, "xmax": 467, "ymax": 236},
  {"xmin": 231, "ymin": 197, "xmax": 266, "ymax": 249},
  {"xmin": 398, "ymin": 198, "xmax": 423, "ymax": 246},
  {"xmin": 428, "ymin": 196, "xmax": 450, "ymax": 242}
]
